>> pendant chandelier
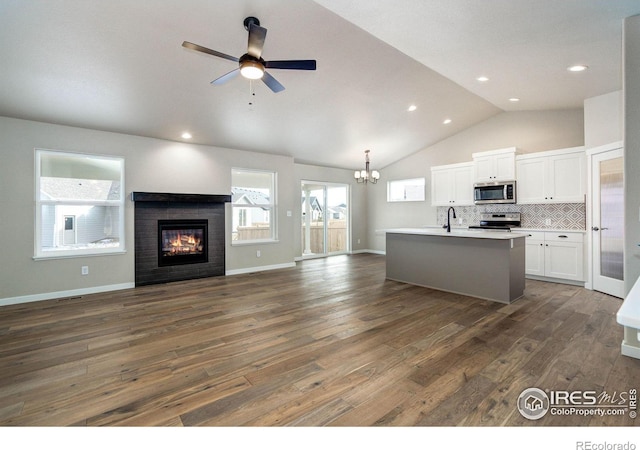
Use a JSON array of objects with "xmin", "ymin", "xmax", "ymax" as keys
[{"xmin": 354, "ymin": 150, "xmax": 380, "ymax": 184}]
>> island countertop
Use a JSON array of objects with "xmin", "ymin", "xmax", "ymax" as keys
[{"xmin": 383, "ymin": 227, "xmax": 527, "ymax": 240}]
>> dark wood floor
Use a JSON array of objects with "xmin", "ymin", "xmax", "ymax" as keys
[{"xmin": 0, "ymin": 254, "xmax": 637, "ymax": 426}]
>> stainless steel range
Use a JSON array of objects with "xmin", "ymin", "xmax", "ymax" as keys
[{"xmin": 469, "ymin": 212, "xmax": 521, "ymax": 231}]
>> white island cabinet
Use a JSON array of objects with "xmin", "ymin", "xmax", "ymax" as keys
[{"xmin": 385, "ymin": 228, "xmax": 526, "ymax": 304}]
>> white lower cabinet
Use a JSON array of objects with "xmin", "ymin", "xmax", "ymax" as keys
[{"xmin": 523, "ymin": 231, "xmax": 584, "ymax": 282}]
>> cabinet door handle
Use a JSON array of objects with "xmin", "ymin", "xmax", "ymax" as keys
[{"xmin": 558, "ymin": 235, "xmax": 568, "ymax": 238}]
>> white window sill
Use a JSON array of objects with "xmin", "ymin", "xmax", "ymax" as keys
[{"xmin": 33, "ymin": 250, "xmax": 127, "ymax": 261}]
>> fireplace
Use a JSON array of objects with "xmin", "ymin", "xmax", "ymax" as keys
[
  {"xmin": 158, "ymin": 220, "xmax": 208, "ymax": 267},
  {"xmin": 132, "ymin": 192, "xmax": 231, "ymax": 286}
]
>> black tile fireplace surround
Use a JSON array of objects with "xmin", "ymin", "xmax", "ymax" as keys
[{"xmin": 132, "ymin": 192, "xmax": 231, "ymax": 286}]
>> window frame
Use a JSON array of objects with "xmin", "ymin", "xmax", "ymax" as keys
[
  {"xmin": 34, "ymin": 149, "xmax": 126, "ymax": 259},
  {"xmin": 231, "ymin": 168, "xmax": 278, "ymax": 245},
  {"xmin": 387, "ymin": 177, "xmax": 426, "ymax": 202}
]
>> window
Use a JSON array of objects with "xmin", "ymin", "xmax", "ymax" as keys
[
  {"xmin": 387, "ymin": 178, "xmax": 425, "ymax": 202},
  {"xmin": 35, "ymin": 149, "xmax": 125, "ymax": 258},
  {"xmin": 231, "ymin": 168, "xmax": 277, "ymax": 243}
]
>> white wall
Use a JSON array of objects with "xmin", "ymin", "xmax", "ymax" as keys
[
  {"xmin": 0, "ymin": 117, "xmax": 300, "ymax": 302},
  {"xmin": 624, "ymin": 15, "xmax": 640, "ymax": 293},
  {"xmin": 366, "ymin": 109, "xmax": 585, "ymax": 252},
  {"xmin": 584, "ymin": 90, "xmax": 623, "ymax": 148}
]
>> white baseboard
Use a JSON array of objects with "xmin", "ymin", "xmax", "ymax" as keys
[
  {"xmin": 621, "ymin": 341, "xmax": 640, "ymax": 360},
  {"xmin": 225, "ymin": 262, "xmax": 296, "ymax": 276},
  {"xmin": 295, "ymin": 251, "xmax": 385, "ymax": 261},
  {"xmin": 0, "ymin": 282, "xmax": 135, "ymax": 308},
  {"xmin": 525, "ymin": 275, "xmax": 584, "ymax": 287},
  {"xmin": 351, "ymin": 249, "xmax": 386, "ymax": 255}
]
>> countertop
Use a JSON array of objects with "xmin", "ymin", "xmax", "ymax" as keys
[{"xmin": 383, "ymin": 227, "xmax": 526, "ymax": 240}]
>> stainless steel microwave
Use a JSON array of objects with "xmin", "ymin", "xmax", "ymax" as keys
[{"xmin": 473, "ymin": 181, "xmax": 516, "ymax": 204}]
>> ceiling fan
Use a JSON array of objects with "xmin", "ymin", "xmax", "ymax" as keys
[{"xmin": 182, "ymin": 16, "xmax": 316, "ymax": 93}]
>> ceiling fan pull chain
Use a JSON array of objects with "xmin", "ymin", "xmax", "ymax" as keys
[{"xmin": 248, "ymin": 80, "xmax": 256, "ymax": 109}]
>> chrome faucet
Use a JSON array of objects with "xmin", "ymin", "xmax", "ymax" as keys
[{"xmin": 446, "ymin": 206, "xmax": 456, "ymax": 233}]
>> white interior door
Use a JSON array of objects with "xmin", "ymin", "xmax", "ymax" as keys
[{"xmin": 591, "ymin": 146, "xmax": 624, "ymax": 298}]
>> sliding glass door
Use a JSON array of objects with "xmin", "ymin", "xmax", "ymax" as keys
[{"xmin": 301, "ymin": 181, "xmax": 349, "ymax": 258}]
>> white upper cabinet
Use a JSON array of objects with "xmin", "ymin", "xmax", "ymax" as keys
[
  {"xmin": 516, "ymin": 147, "xmax": 586, "ymax": 204},
  {"xmin": 472, "ymin": 147, "xmax": 517, "ymax": 182},
  {"xmin": 430, "ymin": 162, "xmax": 474, "ymax": 206}
]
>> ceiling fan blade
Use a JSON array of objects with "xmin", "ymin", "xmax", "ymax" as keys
[
  {"xmin": 264, "ymin": 60, "xmax": 316, "ymax": 70},
  {"xmin": 182, "ymin": 41, "xmax": 238, "ymax": 62},
  {"xmin": 247, "ymin": 24, "xmax": 267, "ymax": 58},
  {"xmin": 261, "ymin": 71, "xmax": 285, "ymax": 93},
  {"xmin": 211, "ymin": 68, "xmax": 240, "ymax": 85}
]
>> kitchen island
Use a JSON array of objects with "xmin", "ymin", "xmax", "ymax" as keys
[{"xmin": 385, "ymin": 228, "xmax": 526, "ymax": 304}]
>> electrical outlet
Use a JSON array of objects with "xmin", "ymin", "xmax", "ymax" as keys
[
  {"xmin": 545, "ymin": 218, "xmax": 552, "ymax": 226},
  {"xmin": 357, "ymin": 239, "xmax": 361, "ymax": 244},
  {"xmin": 81, "ymin": 266, "xmax": 89, "ymax": 275},
  {"xmin": 458, "ymin": 218, "xmax": 463, "ymax": 225},
  {"xmin": 256, "ymin": 250, "xmax": 261, "ymax": 258}
]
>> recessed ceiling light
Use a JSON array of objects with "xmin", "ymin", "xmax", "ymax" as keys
[
  {"xmin": 476, "ymin": 76, "xmax": 489, "ymax": 82},
  {"xmin": 509, "ymin": 98, "xmax": 520, "ymax": 103},
  {"xmin": 443, "ymin": 118, "xmax": 452, "ymax": 125},
  {"xmin": 568, "ymin": 65, "xmax": 588, "ymax": 72},
  {"xmin": 181, "ymin": 132, "xmax": 192, "ymax": 139},
  {"xmin": 407, "ymin": 105, "xmax": 417, "ymax": 112}
]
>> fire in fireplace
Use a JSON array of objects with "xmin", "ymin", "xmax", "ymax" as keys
[{"xmin": 158, "ymin": 219, "xmax": 208, "ymax": 266}]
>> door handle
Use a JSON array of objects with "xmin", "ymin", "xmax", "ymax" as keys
[
  {"xmin": 592, "ymin": 227, "xmax": 599, "ymax": 231},
  {"xmin": 601, "ymin": 227, "xmax": 609, "ymax": 231}
]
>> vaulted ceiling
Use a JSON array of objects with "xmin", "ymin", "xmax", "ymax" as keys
[{"xmin": 1, "ymin": 1, "xmax": 638, "ymax": 170}]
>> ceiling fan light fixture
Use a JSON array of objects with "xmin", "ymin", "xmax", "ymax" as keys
[{"xmin": 240, "ymin": 60, "xmax": 264, "ymax": 80}]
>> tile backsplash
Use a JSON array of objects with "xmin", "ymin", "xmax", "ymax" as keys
[{"xmin": 437, "ymin": 203, "xmax": 586, "ymax": 230}]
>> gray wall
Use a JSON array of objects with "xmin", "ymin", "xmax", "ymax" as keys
[
  {"xmin": 0, "ymin": 116, "xmax": 371, "ymax": 302},
  {"xmin": 366, "ymin": 109, "xmax": 585, "ymax": 252},
  {"xmin": 0, "ymin": 117, "xmax": 302, "ymax": 301},
  {"xmin": 584, "ymin": 91, "xmax": 623, "ymax": 148},
  {"xmin": 624, "ymin": 15, "xmax": 640, "ymax": 293}
]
